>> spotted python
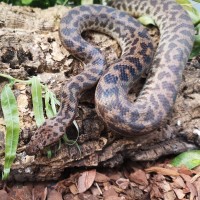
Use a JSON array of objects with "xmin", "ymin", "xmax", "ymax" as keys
[{"xmin": 26, "ymin": 0, "xmax": 195, "ymax": 155}]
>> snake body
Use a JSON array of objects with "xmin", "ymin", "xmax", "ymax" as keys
[{"xmin": 26, "ymin": 0, "xmax": 194, "ymax": 155}]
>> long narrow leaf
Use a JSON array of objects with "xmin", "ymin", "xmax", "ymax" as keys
[
  {"xmin": 44, "ymin": 86, "xmax": 60, "ymax": 118},
  {"xmin": 45, "ymin": 89, "xmax": 54, "ymax": 118},
  {"xmin": 49, "ymin": 91, "xmax": 60, "ymax": 116},
  {"xmin": 31, "ymin": 77, "xmax": 45, "ymax": 127},
  {"xmin": 1, "ymin": 84, "xmax": 20, "ymax": 180}
]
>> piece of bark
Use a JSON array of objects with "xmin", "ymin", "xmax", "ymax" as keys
[{"xmin": 0, "ymin": 3, "xmax": 199, "ymax": 182}]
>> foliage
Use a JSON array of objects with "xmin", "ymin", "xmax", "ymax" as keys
[
  {"xmin": 177, "ymin": 0, "xmax": 200, "ymax": 57},
  {"xmin": 0, "ymin": 0, "xmax": 102, "ymax": 7},
  {"xmin": 0, "ymin": 74, "xmax": 79, "ymax": 179},
  {"xmin": 31, "ymin": 77, "xmax": 45, "ymax": 126},
  {"xmin": 171, "ymin": 150, "xmax": 200, "ymax": 169},
  {"xmin": 1, "ymin": 84, "xmax": 20, "ymax": 180}
]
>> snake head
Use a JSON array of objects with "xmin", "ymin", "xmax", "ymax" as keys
[{"xmin": 26, "ymin": 119, "xmax": 65, "ymax": 155}]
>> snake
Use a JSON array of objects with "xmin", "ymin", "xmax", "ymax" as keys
[{"xmin": 26, "ymin": 0, "xmax": 195, "ymax": 155}]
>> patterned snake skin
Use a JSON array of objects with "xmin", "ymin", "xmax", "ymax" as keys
[{"xmin": 26, "ymin": 0, "xmax": 195, "ymax": 155}]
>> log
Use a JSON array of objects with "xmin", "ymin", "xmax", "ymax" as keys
[{"xmin": 0, "ymin": 3, "xmax": 199, "ymax": 182}]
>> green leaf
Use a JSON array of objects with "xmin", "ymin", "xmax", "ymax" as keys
[
  {"xmin": 62, "ymin": 134, "xmax": 81, "ymax": 157},
  {"xmin": 62, "ymin": 121, "xmax": 79, "ymax": 145},
  {"xmin": 171, "ymin": 150, "xmax": 200, "ymax": 169},
  {"xmin": 138, "ymin": 15, "xmax": 155, "ymax": 26},
  {"xmin": 81, "ymin": 0, "xmax": 94, "ymax": 4},
  {"xmin": 1, "ymin": 84, "xmax": 20, "ymax": 180},
  {"xmin": 195, "ymin": 23, "xmax": 200, "ymax": 33},
  {"xmin": 49, "ymin": 91, "xmax": 60, "ymax": 116},
  {"xmin": 45, "ymin": 89, "xmax": 54, "ymax": 119},
  {"xmin": 0, "ymin": 74, "xmax": 15, "ymax": 83},
  {"xmin": 176, "ymin": 0, "xmax": 200, "ymax": 25},
  {"xmin": 190, "ymin": 35, "xmax": 200, "ymax": 58},
  {"xmin": 186, "ymin": 9, "xmax": 200, "ymax": 25},
  {"xmin": 47, "ymin": 149, "xmax": 52, "ymax": 158},
  {"xmin": 62, "ymin": 134, "xmax": 77, "ymax": 145},
  {"xmin": 21, "ymin": 0, "xmax": 33, "ymax": 5},
  {"xmin": 192, "ymin": 0, "xmax": 200, "ymax": 3},
  {"xmin": 44, "ymin": 86, "xmax": 60, "ymax": 118},
  {"xmin": 56, "ymin": 0, "xmax": 67, "ymax": 5},
  {"xmin": 31, "ymin": 77, "xmax": 45, "ymax": 127},
  {"xmin": 176, "ymin": 0, "xmax": 193, "ymax": 12}
]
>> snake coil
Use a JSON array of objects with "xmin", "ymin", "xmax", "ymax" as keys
[{"xmin": 26, "ymin": 0, "xmax": 194, "ymax": 155}]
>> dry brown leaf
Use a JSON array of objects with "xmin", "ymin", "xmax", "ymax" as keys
[
  {"xmin": 94, "ymin": 172, "xmax": 110, "ymax": 183},
  {"xmin": 173, "ymin": 188, "xmax": 185, "ymax": 199},
  {"xmin": 191, "ymin": 172, "xmax": 200, "ymax": 183},
  {"xmin": 54, "ymin": 173, "xmax": 79, "ymax": 193},
  {"xmin": 194, "ymin": 165, "xmax": 200, "ymax": 173},
  {"xmin": 78, "ymin": 169, "xmax": 96, "ymax": 193},
  {"xmin": 194, "ymin": 179, "xmax": 200, "ymax": 198},
  {"xmin": 129, "ymin": 169, "xmax": 148, "ymax": 186},
  {"xmin": 153, "ymin": 174, "xmax": 166, "ymax": 182},
  {"xmin": 181, "ymin": 174, "xmax": 192, "ymax": 182},
  {"xmin": 32, "ymin": 184, "xmax": 47, "ymax": 200},
  {"xmin": 163, "ymin": 190, "xmax": 176, "ymax": 200},
  {"xmin": 145, "ymin": 166, "xmax": 179, "ymax": 176},
  {"xmin": 62, "ymin": 193, "xmax": 75, "ymax": 200},
  {"xmin": 103, "ymin": 182, "xmax": 112, "ymax": 192},
  {"xmin": 186, "ymin": 181, "xmax": 197, "ymax": 200},
  {"xmin": 181, "ymin": 174, "xmax": 197, "ymax": 199},
  {"xmin": 103, "ymin": 187, "xmax": 119, "ymax": 200},
  {"xmin": 171, "ymin": 176, "xmax": 186, "ymax": 189},
  {"xmin": 78, "ymin": 192, "xmax": 99, "ymax": 200},
  {"xmin": 150, "ymin": 184, "xmax": 163, "ymax": 199},
  {"xmin": 69, "ymin": 184, "xmax": 78, "ymax": 195},
  {"xmin": 0, "ymin": 190, "xmax": 8, "ymax": 200},
  {"xmin": 183, "ymin": 187, "xmax": 190, "ymax": 194},
  {"xmin": 47, "ymin": 189, "xmax": 63, "ymax": 200},
  {"xmin": 178, "ymin": 167, "xmax": 194, "ymax": 176},
  {"xmin": 90, "ymin": 185, "xmax": 102, "ymax": 196},
  {"xmin": 107, "ymin": 171, "xmax": 122, "ymax": 181},
  {"xmin": 116, "ymin": 178, "xmax": 130, "ymax": 190},
  {"xmin": 157, "ymin": 180, "xmax": 171, "ymax": 192},
  {"xmin": 8, "ymin": 185, "xmax": 33, "ymax": 200}
]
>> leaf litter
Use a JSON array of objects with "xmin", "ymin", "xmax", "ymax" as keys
[{"xmin": 1, "ymin": 161, "xmax": 200, "ymax": 199}]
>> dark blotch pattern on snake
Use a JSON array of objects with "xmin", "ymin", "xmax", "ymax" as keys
[{"xmin": 26, "ymin": 0, "xmax": 195, "ymax": 155}]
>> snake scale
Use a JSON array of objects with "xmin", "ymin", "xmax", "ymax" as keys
[{"xmin": 26, "ymin": 0, "xmax": 195, "ymax": 155}]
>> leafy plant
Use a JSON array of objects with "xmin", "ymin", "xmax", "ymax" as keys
[
  {"xmin": 176, "ymin": 0, "xmax": 200, "ymax": 57},
  {"xmin": 0, "ymin": 0, "xmax": 102, "ymax": 7},
  {"xmin": 171, "ymin": 150, "xmax": 200, "ymax": 169},
  {"xmin": 0, "ymin": 74, "xmax": 79, "ymax": 179},
  {"xmin": 31, "ymin": 77, "xmax": 45, "ymax": 126},
  {"xmin": 1, "ymin": 84, "xmax": 20, "ymax": 180}
]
